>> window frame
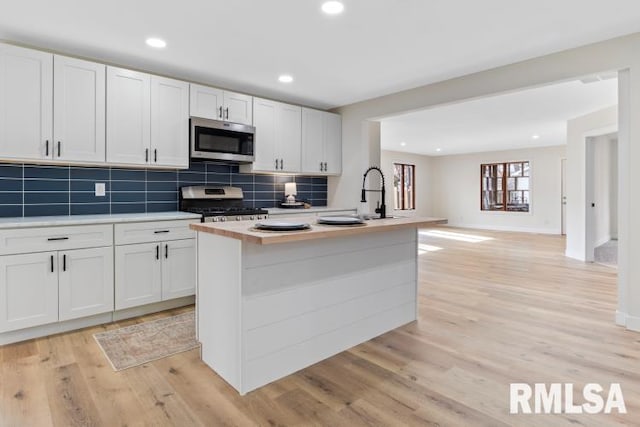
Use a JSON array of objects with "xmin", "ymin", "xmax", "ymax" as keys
[
  {"xmin": 480, "ymin": 161, "xmax": 530, "ymax": 212},
  {"xmin": 393, "ymin": 163, "xmax": 416, "ymax": 211}
]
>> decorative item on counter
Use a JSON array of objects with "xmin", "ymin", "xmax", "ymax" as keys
[{"xmin": 280, "ymin": 182, "xmax": 305, "ymax": 208}]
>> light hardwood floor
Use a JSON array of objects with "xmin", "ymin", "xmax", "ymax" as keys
[{"xmin": 1, "ymin": 227, "xmax": 636, "ymax": 426}]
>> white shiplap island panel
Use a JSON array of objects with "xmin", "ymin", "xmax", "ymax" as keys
[{"xmin": 193, "ymin": 216, "xmax": 445, "ymax": 394}]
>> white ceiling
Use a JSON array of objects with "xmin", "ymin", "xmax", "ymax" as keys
[
  {"xmin": 380, "ymin": 78, "xmax": 618, "ymax": 156},
  {"xmin": 0, "ymin": 1, "xmax": 639, "ymax": 109}
]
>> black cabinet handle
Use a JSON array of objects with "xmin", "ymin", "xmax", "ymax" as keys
[
  {"xmin": 324, "ymin": 162, "xmax": 327, "ymax": 171},
  {"xmin": 47, "ymin": 237, "xmax": 69, "ymax": 241},
  {"xmin": 57, "ymin": 141, "xmax": 61, "ymax": 157},
  {"xmin": 153, "ymin": 230, "xmax": 170, "ymax": 234},
  {"xmin": 50, "ymin": 255, "xmax": 54, "ymax": 273},
  {"xmin": 275, "ymin": 159, "xmax": 279, "ymax": 170},
  {"xmin": 219, "ymin": 106, "xmax": 223, "ymax": 119},
  {"xmin": 63, "ymin": 254, "xmax": 66, "ymax": 272},
  {"xmin": 156, "ymin": 245, "xmax": 160, "ymax": 260},
  {"xmin": 45, "ymin": 140, "xmax": 49, "ymax": 156},
  {"xmin": 145, "ymin": 148, "xmax": 149, "ymax": 162},
  {"xmin": 165, "ymin": 244, "xmax": 168, "ymax": 259},
  {"xmin": 280, "ymin": 159, "xmax": 283, "ymax": 170},
  {"xmin": 154, "ymin": 149, "xmax": 157, "ymax": 163},
  {"xmin": 225, "ymin": 108, "xmax": 229, "ymax": 119}
]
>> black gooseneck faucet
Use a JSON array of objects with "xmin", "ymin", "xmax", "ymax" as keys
[{"xmin": 361, "ymin": 166, "xmax": 387, "ymax": 219}]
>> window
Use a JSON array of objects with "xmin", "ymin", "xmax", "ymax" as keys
[
  {"xmin": 393, "ymin": 163, "xmax": 415, "ymax": 210},
  {"xmin": 481, "ymin": 161, "xmax": 530, "ymax": 212}
]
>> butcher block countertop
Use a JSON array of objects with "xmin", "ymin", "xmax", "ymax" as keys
[{"xmin": 190, "ymin": 216, "xmax": 447, "ymax": 245}]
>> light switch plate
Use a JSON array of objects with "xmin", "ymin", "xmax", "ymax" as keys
[{"xmin": 95, "ymin": 182, "xmax": 106, "ymax": 197}]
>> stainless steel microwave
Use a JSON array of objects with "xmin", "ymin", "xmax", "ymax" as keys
[{"xmin": 190, "ymin": 117, "xmax": 255, "ymax": 163}]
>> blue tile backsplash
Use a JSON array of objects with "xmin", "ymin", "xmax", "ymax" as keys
[{"xmin": 0, "ymin": 161, "xmax": 328, "ymax": 217}]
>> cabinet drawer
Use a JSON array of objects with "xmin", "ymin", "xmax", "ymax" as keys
[
  {"xmin": 0, "ymin": 224, "xmax": 113, "ymax": 255},
  {"xmin": 114, "ymin": 220, "xmax": 197, "ymax": 245}
]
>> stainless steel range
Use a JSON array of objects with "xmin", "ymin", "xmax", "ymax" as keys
[{"xmin": 180, "ymin": 186, "xmax": 268, "ymax": 223}]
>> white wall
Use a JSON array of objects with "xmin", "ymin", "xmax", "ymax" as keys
[
  {"xmin": 330, "ymin": 32, "xmax": 640, "ymax": 331},
  {"xmin": 380, "ymin": 150, "xmax": 433, "ymax": 217},
  {"xmin": 428, "ymin": 146, "xmax": 565, "ymax": 234},
  {"xmin": 565, "ymin": 106, "xmax": 618, "ymax": 260}
]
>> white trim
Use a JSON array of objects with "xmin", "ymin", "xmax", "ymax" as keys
[
  {"xmin": 615, "ymin": 310, "xmax": 627, "ymax": 327},
  {"xmin": 445, "ymin": 222, "xmax": 560, "ymax": 235},
  {"xmin": 624, "ymin": 314, "xmax": 640, "ymax": 332}
]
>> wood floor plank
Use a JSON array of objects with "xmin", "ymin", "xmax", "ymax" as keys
[{"xmin": 1, "ymin": 226, "xmax": 637, "ymax": 426}]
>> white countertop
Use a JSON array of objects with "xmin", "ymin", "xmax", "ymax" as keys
[
  {"xmin": 0, "ymin": 212, "xmax": 202, "ymax": 229},
  {"xmin": 267, "ymin": 206, "xmax": 357, "ymax": 215}
]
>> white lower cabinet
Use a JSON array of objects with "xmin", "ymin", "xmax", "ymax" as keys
[
  {"xmin": 0, "ymin": 252, "xmax": 58, "ymax": 333},
  {"xmin": 115, "ymin": 238, "xmax": 195, "ymax": 310},
  {"xmin": 0, "ymin": 223, "xmax": 115, "ymax": 333},
  {"xmin": 114, "ymin": 220, "xmax": 197, "ymax": 310},
  {"xmin": 115, "ymin": 242, "xmax": 163, "ymax": 310},
  {"xmin": 58, "ymin": 247, "xmax": 114, "ymax": 321},
  {"xmin": 162, "ymin": 239, "xmax": 196, "ymax": 300}
]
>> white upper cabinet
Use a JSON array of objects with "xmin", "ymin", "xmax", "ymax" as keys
[
  {"xmin": 0, "ymin": 43, "xmax": 53, "ymax": 160},
  {"xmin": 223, "ymin": 91, "xmax": 253, "ymax": 125},
  {"xmin": 242, "ymin": 98, "xmax": 301, "ymax": 173},
  {"xmin": 250, "ymin": 98, "xmax": 278, "ymax": 172},
  {"xmin": 106, "ymin": 66, "xmax": 151, "ymax": 165},
  {"xmin": 53, "ymin": 55, "xmax": 106, "ymax": 163},
  {"xmin": 190, "ymin": 83, "xmax": 253, "ymax": 125},
  {"xmin": 151, "ymin": 76, "xmax": 189, "ymax": 168},
  {"xmin": 324, "ymin": 112, "xmax": 342, "ymax": 175},
  {"xmin": 277, "ymin": 103, "xmax": 301, "ymax": 173},
  {"xmin": 107, "ymin": 67, "xmax": 188, "ymax": 168},
  {"xmin": 301, "ymin": 108, "xmax": 325, "ymax": 173},
  {"xmin": 301, "ymin": 108, "xmax": 342, "ymax": 175},
  {"xmin": 190, "ymin": 84, "xmax": 223, "ymax": 120}
]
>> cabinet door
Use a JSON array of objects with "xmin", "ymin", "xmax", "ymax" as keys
[
  {"xmin": 58, "ymin": 247, "xmax": 113, "ymax": 321},
  {"xmin": 277, "ymin": 103, "xmax": 301, "ymax": 173},
  {"xmin": 190, "ymin": 84, "xmax": 223, "ymax": 120},
  {"xmin": 224, "ymin": 91, "xmax": 253, "ymax": 125},
  {"xmin": 115, "ymin": 243, "xmax": 162, "ymax": 310},
  {"xmin": 251, "ymin": 98, "xmax": 278, "ymax": 172},
  {"xmin": 161, "ymin": 239, "xmax": 195, "ymax": 300},
  {"xmin": 323, "ymin": 112, "xmax": 342, "ymax": 175},
  {"xmin": 106, "ymin": 67, "xmax": 151, "ymax": 165},
  {"xmin": 0, "ymin": 252, "xmax": 58, "ymax": 332},
  {"xmin": 53, "ymin": 55, "xmax": 106, "ymax": 162},
  {"xmin": 301, "ymin": 108, "xmax": 325, "ymax": 174},
  {"xmin": 0, "ymin": 43, "xmax": 53, "ymax": 160},
  {"xmin": 151, "ymin": 76, "xmax": 189, "ymax": 168}
]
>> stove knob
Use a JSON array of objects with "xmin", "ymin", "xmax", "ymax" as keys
[
  {"xmin": 220, "ymin": 217, "xmax": 226, "ymax": 222},
  {"xmin": 236, "ymin": 216, "xmax": 241, "ymax": 221},
  {"xmin": 250, "ymin": 216, "xmax": 255, "ymax": 220},
  {"xmin": 212, "ymin": 217, "xmax": 219, "ymax": 222}
]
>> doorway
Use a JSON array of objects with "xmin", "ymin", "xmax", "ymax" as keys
[
  {"xmin": 585, "ymin": 132, "xmax": 618, "ymax": 265},
  {"xmin": 561, "ymin": 158, "xmax": 567, "ymax": 235}
]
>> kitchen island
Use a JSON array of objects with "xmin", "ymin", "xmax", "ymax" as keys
[{"xmin": 191, "ymin": 216, "xmax": 446, "ymax": 394}]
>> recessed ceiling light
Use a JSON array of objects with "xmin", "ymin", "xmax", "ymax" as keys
[
  {"xmin": 436, "ymin": 148, "xmax": 442, "ymax": 152},
  {"xmin": 322, "ymin": 1, "xmax": 344, "ymax": 15},
  {"xmin": 400, "ymin": 142, "xmax": 406, "ymax": 147},
  {"xmin": 532, "ymin": 134, "xmax": 540, "ymax": 140},
  {"xmin": 145, "ymin": 37, "xmax": 167, "ymax": 49},
  {"xmin": 278, "ymin": 74, "xmax": 294, "ymax": 83}
]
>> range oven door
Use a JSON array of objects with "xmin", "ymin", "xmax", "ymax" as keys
[{"xmin": 190, "ymin": 118, "xmax": 255, "ymax": 162}]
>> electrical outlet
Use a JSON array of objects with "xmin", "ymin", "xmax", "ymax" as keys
[{"xmin": 95, "ymin": 182, "xmax": 106, "ymax": 197}]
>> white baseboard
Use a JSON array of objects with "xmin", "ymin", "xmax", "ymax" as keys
[
  {"xmin": 0, "ymin": 312, "xmax": 113, "ymax": 345},
  {"xmin": 0, "ymin": 296, "xmax": 195, "ymax": 345},
  {"xmin": 445, "ymin": 222, "xmax": 561, "ymax": 235},
  {"xmin": 594, "ymin": 235, "xmax": 612, "ymax": 248},
  {"xmin": 615, "ymin": 310, "xmax": 627, "ymax": 327},
  {"xmin": 565, "ymin": 249, "xmax": 586, "ymax": 261},
  {"xmin": 624, "ymin": 314, "xmax": 640, "ymax": 332}
]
